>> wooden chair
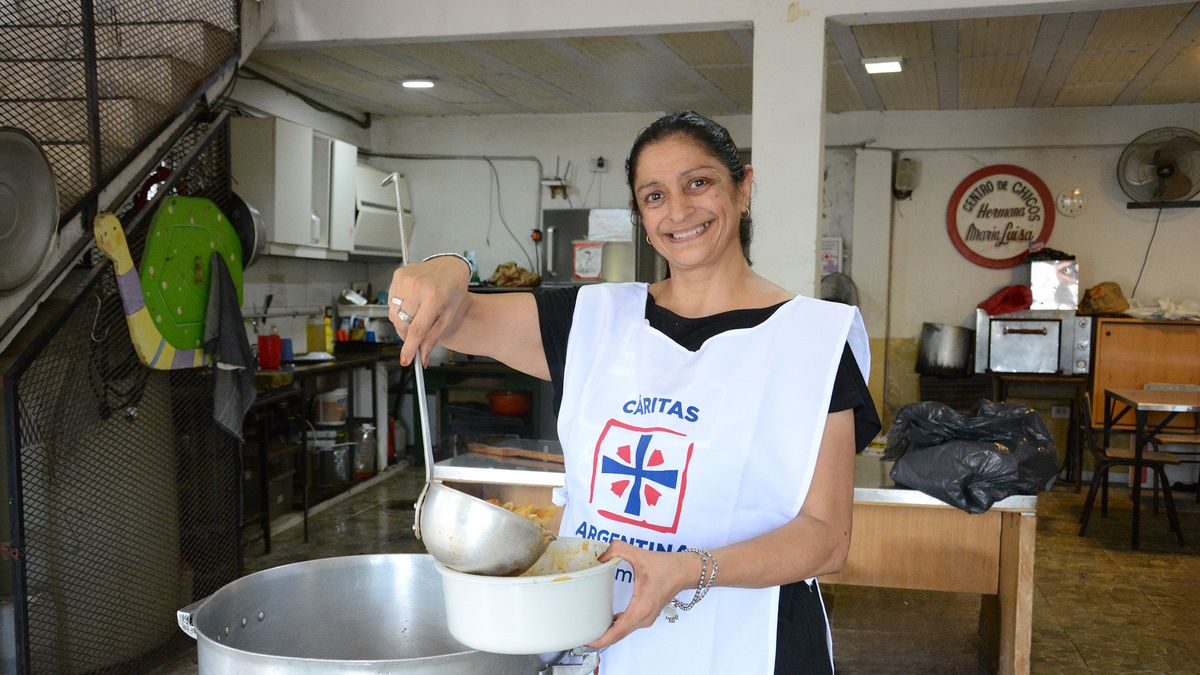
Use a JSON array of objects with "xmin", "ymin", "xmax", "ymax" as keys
[
  {"xmin": 1145, "ymin": 383, "xmax": 1200, "ymax": 504},
  {"xmin": 1077, "ymin": 392, "xmax": 1183, "ymax": 544}
]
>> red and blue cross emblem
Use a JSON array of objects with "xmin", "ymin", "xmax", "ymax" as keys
[{"xmin": 589, "ymin": 419, "xmax": 694, "ymax": 534}]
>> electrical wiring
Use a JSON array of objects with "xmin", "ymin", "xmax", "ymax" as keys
[
  {"xmin": 239, "ymin": 66, "xmax": 372, "ymax": 129},
  {"xmin": 485, "ymin": 158, "xmax": 535, "ymax": 271},
  {"xmin": 1130, "ymin": 207, "xmax": 1163, "ymax": 299},
  {"xmin": 581, "ymin": 169, "xmax": 598, "ymax": 208}
]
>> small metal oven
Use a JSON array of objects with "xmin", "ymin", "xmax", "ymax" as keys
[{"xmin": 974, "ymin": 309, "xmax": 1092, "ymax": 375}]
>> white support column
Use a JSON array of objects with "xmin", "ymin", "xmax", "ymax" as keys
[
  {"xmin": 851, "ymin": 148, "xmax": 894, "ymax": 419},
  {"xmin": 851, "ymin": 149, "xmax": 893, "ymax": 338},
  {"xmin": 750, "ymin": 9, "xmax": 826, "ymax": 296}
]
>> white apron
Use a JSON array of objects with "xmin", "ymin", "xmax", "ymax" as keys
[{"xmin": 556, "ymin": 283, "xmax": 867, "ymax": 674}]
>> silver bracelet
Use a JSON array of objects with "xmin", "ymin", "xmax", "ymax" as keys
[
  {"xmin": 663, "ymin": 549, "xmax": 718, "ymax": 623},
  {"xmin": 421, "ymin": 252, "xmax": 475, "ymax": 278}
]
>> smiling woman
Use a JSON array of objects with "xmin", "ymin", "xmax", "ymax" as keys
[
  {"xmin": 626, "ymin": 111, "xmax": 754, "ymax": 266},
  {"xmin": 387, "ymin": 111, "xmax": 880, "ymax": 675}
]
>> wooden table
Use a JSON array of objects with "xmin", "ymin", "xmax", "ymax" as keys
[
  {"xmin": 1102, "ymin": 387, "xmax": 1200, "ymax": 549},
  {"xmin": 435, "ymin": 453, "xmax": 1038, "ymax": 675},
  {"xmin": 822, "ymin": 456, "xmax": 1037, "ymax": 675}
]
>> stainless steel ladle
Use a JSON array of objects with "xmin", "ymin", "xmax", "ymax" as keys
[{"xmin": 383, "ymin": 172, "xmax": 551, "ymax": 576}]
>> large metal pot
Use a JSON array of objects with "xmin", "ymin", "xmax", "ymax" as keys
[
  {"xmin": 917, "ymin": 322, "xmax": 975, "ymax": 377},
  {"xmin": 177, "ymin": 554, "xmax": 543, "ymax": 673}
]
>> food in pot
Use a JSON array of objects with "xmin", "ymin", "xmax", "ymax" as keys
[{"xmin": 486, "ymin": 499, "xmax": 558, "ymax": 543}]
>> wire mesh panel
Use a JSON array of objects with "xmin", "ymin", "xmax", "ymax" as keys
[
  {"xmin": 10, "ymin": 118, "xmax": 238, "ymax": 673},
  {"xmin": 0, "ymin": 0, "xmax": 238, "ymax": 220}
]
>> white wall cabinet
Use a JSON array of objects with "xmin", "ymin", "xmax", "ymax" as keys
[
  {"xmin": 231, "ymin": 116, "xmax": 347, "ymax": 260},
  {"xmin": 327, "ymin": 138, "xmax": 358, "ymax": 253}
]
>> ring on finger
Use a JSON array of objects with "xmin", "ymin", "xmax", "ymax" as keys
[{"xmin": 396, "ymin": 307, "xmax": 413, "ymax": 323}]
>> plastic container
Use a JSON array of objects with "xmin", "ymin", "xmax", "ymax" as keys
[
  {"xmin": 306, "ymin": 315, "xmax": 324, "ymax": 353},
  {"xmin": 314, "ymin": 388, "xmax": 348, "ymax": 424},
  {"xmin": 433, "ymin": 537, "xmax": 617, "ymax": 654},
  {"xmin": 308, "ymin": 426, "xmax": 352, "ymax": 484},
  {"xmin": 353, "ymin": 424, "xmax": 377, "ymax": 480},
  {"xmin": 257, "ymin": 334, "xmax": 282, "ymax": 369}
]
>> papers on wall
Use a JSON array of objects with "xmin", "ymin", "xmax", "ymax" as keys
[{"xmin": 587, "ymin": 209, "xmax": 634, "ymax": 241}]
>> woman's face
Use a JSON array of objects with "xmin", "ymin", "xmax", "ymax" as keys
[{"xmin": 632, "ymin": 135, "xmax": 752, "ymax": 272}]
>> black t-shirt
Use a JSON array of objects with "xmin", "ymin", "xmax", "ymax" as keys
[
  {"xmin": 534, "ymin": 285, "xmax": 881, "ymax": 673},
  {"xmin": 535, "ymin": 285, "xmax": 881, "ymax": 451}
]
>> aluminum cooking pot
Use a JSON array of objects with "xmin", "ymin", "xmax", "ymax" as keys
[
  {"xmin": 917, "ymin": 322, "xmax": 975, "ymax": 377},
  {"xmin": 178, "ymin": 554, "xmax": 582, "ymax": 674}
]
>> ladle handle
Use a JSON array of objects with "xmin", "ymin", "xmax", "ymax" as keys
[
  {"xmin": 385, "ymin": 172, "xmax": 437, "ymax": 540},
  {"xmin": 413, "ymin": 354, "xmax": 434, "ymax": 485}
]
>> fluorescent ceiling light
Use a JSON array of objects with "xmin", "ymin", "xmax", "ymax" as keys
[
  {"xmin": 402, "ymin": 79, "xmax": 435, "ymax": 88},
  {"xmin": 862, "ymin": 57, "xmax": 902, "ymax": 74}
]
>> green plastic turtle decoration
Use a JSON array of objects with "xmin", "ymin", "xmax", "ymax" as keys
[{"xmin": 93, "ymin": 196, "xmax": 243, "ymax": 370}]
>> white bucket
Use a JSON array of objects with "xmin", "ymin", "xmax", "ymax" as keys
[{"xmin": 314, "ymin": 388, "xmax": 348, "ymax": 424}]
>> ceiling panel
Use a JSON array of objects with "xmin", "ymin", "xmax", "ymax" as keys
[
  {"xmin": 476, "ymin": 39, "xmax": 576, "ymax": 75},
  {"xmin": 1055, "ymin": 81, "xmax": 1127, "ymax": 106},
  {"xmin": 389, "ymin": 43, "xmax": 494, "ymax": 78},
  {"xmin": 872, "ymin": 61, "xmax": 938, "ymax": 109},
  {"xmin": 315, "ymin": 47, "xmax": 412, "ymax": 81},
  {"xmin": 825, "ymin": 63, "xmax": 866, "ymax": 113},
  {"xmin": 1134, "ymin": 77, "xmax": 1200, "ymax": 104},
  {"xmin": 1155, "ymin": 43, "xmax": 1200, "ymax": 79},
  {"xmin": 1066, "ymin": 50, "xmax": 1155, "ymax": 84},
  {"xmin": 416, "ymin": 82, "xmax": 496, "ymax": 106},
  {"xmin": 660, "ymin": 30, "xmax": 751, "ymax": 66},
  {"xmin": 853, "ymin": 22, "xmax": 935, "ymax": 59},
  {"xmin": 960, "ymin": 55, "xmax": 1027, "ymax": 108},
  {"xmin": 470, "ymin": 72, "xmax": 579, "ymax": 107},
  {"xmin": 1084, "ymin": 4, "xmax": 1191, "ymax": 50},
  {"xmin": 695, "ymin": 65, "xmax": 752, "ymax": 109},
  {"xmin": 537, "ymin": 71, "xmax": 651, "ymax": 111},
  {"xmin": 825, "ymin": 41, "xmax": 842, "ymax": 66},
  {"xmin": 959, "ymin": 16, "xmax": 1040, "ymax": 57}
]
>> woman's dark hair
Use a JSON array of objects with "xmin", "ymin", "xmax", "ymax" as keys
[{"xmin": 625, "ymin": 111, "xmax": 752, "ymax": 262}]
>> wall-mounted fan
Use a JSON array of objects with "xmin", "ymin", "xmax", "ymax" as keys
[
  {"xmin": 820, "ymin": 272, "xmax": 859, "ymax": 306},
  {"xmin": 1117, "ymin": 127, "xmax": 1200, "ymax": 207}
]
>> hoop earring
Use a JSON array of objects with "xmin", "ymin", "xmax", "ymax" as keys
[{"xmin": 645, "ymin": 234, "xmax": 652, "ymax": 246}]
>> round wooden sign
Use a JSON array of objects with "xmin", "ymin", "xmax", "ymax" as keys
[{"xmin": 946, "ymin": 165, "xmax": 1054, "ymax": 269}]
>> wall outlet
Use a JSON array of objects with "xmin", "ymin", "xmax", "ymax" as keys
[
  {"xmin": 591, "ymin": 156, "xmax": 608, "ymax": 173},
  {"xmin": 1051, "ymin": 405, "xmax": 1070, "ymax": 419}
]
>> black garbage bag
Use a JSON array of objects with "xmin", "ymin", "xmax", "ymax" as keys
[{"xmin": 884, "ymin": 400, "xmax": 1058, "ymax": 514}]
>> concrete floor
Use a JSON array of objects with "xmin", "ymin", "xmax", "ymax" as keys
[{"xmin": 155, "ymin": 467, "xmax": 1200, "ymax": 673}]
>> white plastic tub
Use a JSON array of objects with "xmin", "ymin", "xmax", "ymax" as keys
[{"xmin": 433, "ymin": 537, "xmax": 618, "ymax": 654}]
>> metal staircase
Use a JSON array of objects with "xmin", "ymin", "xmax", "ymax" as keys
[{"xmin": 0, "ymin": 2, "xmax": 244, "ymax": 671}]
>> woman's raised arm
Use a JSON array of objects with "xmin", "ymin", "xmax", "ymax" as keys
[{"xmin": 387, "ymin": 257, "xmax": 549, "ymax": 379}]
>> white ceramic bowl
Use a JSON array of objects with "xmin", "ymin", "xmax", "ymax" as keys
[{"xmin": 433, "ymin": 537, "xmax": 618, "ymax": 654}]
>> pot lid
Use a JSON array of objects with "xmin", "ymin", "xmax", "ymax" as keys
[{"xmin": 0, "ymin": 128, "xmax": 59, "ymax": 291}]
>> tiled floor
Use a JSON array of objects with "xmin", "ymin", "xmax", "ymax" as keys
[{"xmin": 156, "ymin": 468, "xmax": 1200, "ymax": 673}]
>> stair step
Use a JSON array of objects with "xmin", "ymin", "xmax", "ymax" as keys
[
  {"xmin": 97, "ymin": 56, "xmax": 200, "ymax": 108},
  {"xmin": 0, "ymin": 60, "xmax": 85, "ymax": 99},
  {"xmin": 1, "ymin": 56, "xmax": 200, "ymax": 108},
  {"xmin": 0, "ymin": 27, "xmax": 83, "ymax": 60},
  {"xmin": 0, "ymin": 97, "xmax": 167, "ymax": 149},
  {"xmin": 0, "ymin": 21, "xmax": 234, "ymax": 71},
  {"xmin": 96, "ymin": 21, "xmax": 235, "ymax": 71}
]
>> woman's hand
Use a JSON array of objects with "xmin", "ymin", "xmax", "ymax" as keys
[
  {"xmin": 387, "ymin": 257, "xmax": 472, "ymax": 366},
  {"xmin": 586, "ymin": 540, "xmax": 701, "ymax": 649}
]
